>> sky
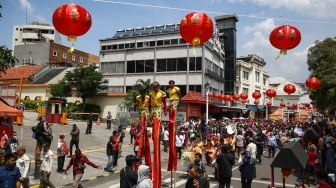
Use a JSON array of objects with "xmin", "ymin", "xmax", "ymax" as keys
[{"xmin": 1, "ymin": 0, "xmax": 336, "ymax": 83}]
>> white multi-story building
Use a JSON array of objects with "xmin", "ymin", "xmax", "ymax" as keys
[
  {"xmin": 236, "ymin": 54, "xmax": 270, "ymax": 104},
  {"xmin": 12, "ymin": 23, "xmax": 61, "ymax": 52},
  {"xmin": 99, "ymin": 24, "xmax": 225, "ymax": 97}
]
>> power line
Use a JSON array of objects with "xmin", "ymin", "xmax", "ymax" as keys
[{"xmin": 91, "ymin": 0, "xmax": 336, "ymax": 25}]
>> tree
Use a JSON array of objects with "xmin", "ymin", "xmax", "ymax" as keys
[
  {"xmin": 64, "ymin": 65, "xmax": 108, "ymax": 111},
  {"xmin": 123, "ymin": 79, "xmax": 151, "ymax": 108},
  {"xmin": 50, "ymin": 80, "xmax": 72, "ymax": 99},
  {"xmin": 0, "ymin": 46, "xmax": 17, "ymax": 73},
  {"xmin": 306, "ymin": 37, "xmax": 336, "ymax": 114}
]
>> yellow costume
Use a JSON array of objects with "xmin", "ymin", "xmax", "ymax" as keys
[
  {"xmin": 135, "ymin": 95, "xmax": 149, "ymax": 117},
  {"xmin": 166, "ymin": 86, "xmax": 180, "ymax": 110},
  {"xmin": 149, "ymin": 89, "xmax": 167, "ymax": 121}
]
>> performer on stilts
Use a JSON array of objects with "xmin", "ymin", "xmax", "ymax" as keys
[
  {"xmin": 148, "ymin": 81, "xmax": 167, "ymax": 188},
  {"xmin": 134, "ymin": 89, "xmax": 152, "ymax": 175},
  {"xmin": 166, "ymin": 80, "xmax": 181, "ymax": 188}
]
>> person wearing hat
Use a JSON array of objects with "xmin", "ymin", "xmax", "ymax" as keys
[{"xmin": 69, "ymin": 124, "xmax": 80, "ymax": 157}]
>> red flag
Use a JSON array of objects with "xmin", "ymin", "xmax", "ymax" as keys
[
  {"xmin": 152, "ymin": 116, "xmax": 161, "ymax": 188},
  {"xmin": 167, "ymin": 108, "xmax": 177, "ymax": 171}
]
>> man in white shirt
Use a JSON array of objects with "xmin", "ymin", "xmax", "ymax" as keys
[
  {"xmin": 163, "ymin": 127, "xmax": 169, "ymax": 152},
  {"xmin": 175, "ymin": 131, "xmax": 185, "ymax": 159},
  {"xmin": 246, "ymin": 137, "xmax": 257, "ymax": 160},
  {"xmin": 40, "ymin": 144, "xmax": 55, "ymax": 188},
  {"xmin": 16, "ymin": 146, "xmax": 30, "ymax": 188}
]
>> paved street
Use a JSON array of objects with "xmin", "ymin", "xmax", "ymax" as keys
[{"xmin": 13, "ymin": 111, "xmax": 312, "ymax": 188}]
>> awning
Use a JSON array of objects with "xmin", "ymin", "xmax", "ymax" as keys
[
  {"xmin": 0, "ymin": 98, "xmax": 23, "ymax": 117},
  {"xmin": 246, "ymin": 104, "xmax": 265, "ymax": 112},
  {"xmin": 181, "ymin": 91, "xmax": 209, "ymax": 104}
]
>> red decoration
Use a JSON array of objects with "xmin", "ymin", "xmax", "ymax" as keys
[
  {"xmin": 254, "ymin": 100, "xmax": 259, "ymax": 105},
  {"xmin": 266, "ymin": 102, "xmax": 272, "ymax": 106},
  {"xmin": 52, "ymin": 3, "xmax": 92, "ymax": 42},
  {"xmin": 179, "ymin": 12, "xmax": 214, "ymax": 46},
  {"xmin": 220, "ymin": 94, "xmax": 225, "ymax": 101},
  {"xmin": 213, "ymin": 93, "xmax": 219, "ymax": 99},
  {"xmin": 208, "ymin": 93, "xmax": 213, "ymax": 98},
  {"xmin": 283, "ymin": 84, "xmax": 296, "ymax": 95},
  {"xmin": 240, "ymin": 93, "xmax": 248, "ymax": 100},
  {"xmin": 305, "ymin": 103, "xmax": 311, "ymax": 108},
  {"xmin": 292, "ymin": 104, "xmax": 298, "ymax": 109},
  {"xmin": 269, "ymin": 25, "xmax": 301, "ymax": 55},
  {"xmin": 252, "ymin": 91, "xmax": 261, "ymax": 99},
  {"xmin": 280, "ymin": 102, "xmax": 286, "ymax": 108},
  {"xmin": 266, "ymin": 89, "xmax": 276, "ymax": 98},
  {"xmin": 232, "ymin": 94, "xmax": 240, "ymax": 101},
  {"xmin": 241, "ymin": 99, "xmax": 247, "ymax": 104},
  {"xmin": 281, "ymin": 168, "xmax": 293, "ymax": 178},
  {"xmin": 306, "ymin": 77, "xmax": 321, "ymax": 90}
]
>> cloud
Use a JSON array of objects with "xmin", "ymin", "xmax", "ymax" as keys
[
  {"xmin": 227, "ymin": 0, "xmax": 336, "ymax": 19},
  {"xmin": 18, "ymin": 0, "xmax": 33, "ymax": 14},
  {"xmin": 240, "ymin": 18, "xmax": 310, "ymax": 82}
]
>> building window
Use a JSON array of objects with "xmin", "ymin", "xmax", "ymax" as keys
[
  {"xmin": 80, "ymin": 57, "xmax": 84, "ymax": 63},
  {"xmin": 53, "ymin": 51, "xmax": 57, "ymax": 57},
  {"xmin": 171, "ymin": 39, "xmax": 178, "ymax": 45},
  {"xmin": 126, "ymin": 60, "xmax": 154, "ymax": 73},
  {"xmin": 62, "ymin": 53, "xmax": 67, "ymax": 59},
  {"xmin": 137, "ymin": 42, "xmax": 143, "ymax": 48},
  {"xmin": 242, "ymin": 88, "xmax": 249, "ymax": 94},
  {"xmin": 72, "ymin": 55, "xmax": 76, "ymax": 61},
  {"xmin": 255, "ymin": 71, "xmax": 260, "ymax": 83},
  {"xmin": 189, "ymin": 57, "xmax": 202, "ymax": 71},
  {"xmin": 263, "ymin": 77, "xmax": 267, "ymax": 85},
  {"xmin": 243, "ymin": 71, "xmax": 249, "ymax": 80},
  {"xmin": 157, "ymin": 40, "xmax": 163, "ymax": 46}
]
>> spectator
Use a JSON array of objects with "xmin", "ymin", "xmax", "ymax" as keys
[
  {"xmin": 216, "ymin": 144, "xmax": 235, "ymax": 188},
  {"xmin": 65, "ymin": 149, "xmax": 102, "ymax": 188},
  {"xmin": 104, "ymin": 136, "xmax": 114, "ymax": 172},
  {"xmin": 163, "ymin": 127, "xmax": 169, "ymax": 152},
  {"xmin": 305, "ymin": 144, "xmax": 318, "ymax": 185},
  {"xmin": 85, "ymin": 112, "xmax": 93, "ymax": 134},
  {"xmin": 35, "ymin": 116, "xmax": 49, "ymax": 145},
  {"xmin": 6, "ymin": 131, "xmax": 19, "ymax": 155},
  {"xmin": 176, "ymin": 131, "xmax": 185, "ymax": 159},
  {"xmin": 16, "ymin": 146, "xmax": 30, "ymax": 188},
  {"xmin": 246, "ymin": 137, "xmax": 257, "ymax": 160},
  {"xmin": 106, "ymin": 111, "xmax": 112, "ymax": 130},
  {"xmin": 120, "ymin": 155, "xmax": 138, "ymax": 188},
  {"xmin": 192, "ymin": 152, "xmax": 207, "ymax": 178},
  {"xmin": 69, "ymin": 124, "xmax": 80, "ymax": 157},
  {"xmin": 239, "ymin": 151, "xmax": 256, "ymax": 188},
  {"xmin": 0, "ymin": 130, "xmax": 9, "ymax": 150},
  {"xmin": 0, "ymin": 153, "xmax": 21, "ymax": 188},
  {"xmin": 316, "ymin": 170, "xmax": 332, "ymax": 188},
  {"xmin": 185, "ymin": 164, "xmax": 209, "ymax": 188},
  {"xmin": 266, "ymin": 132, "xmax": 277, "ymax": 158},
  {"xmin": 46, "ymin": 123, "xmax": 53, "ymax": 145},
  {"xmin": 235, "ymin": 130, "xmax": 245, "ymax": 159},
  {"xmin": 57, "ymin": 133, "xmax": 68, "ymax": 173},
  {"xmin": 112, "ymin": 130, "xmax": 121, "ymax": 168},
  {"xmin": 40, "ymin": 143, "xmax": 55, "ymax": 188},
  {"xmin": 137, "ymin": 164, "xmax": 153, "ymax": 188},
  {"xmin": 255, "ymin": 131, "xmax": 265, "ymax": 164}
]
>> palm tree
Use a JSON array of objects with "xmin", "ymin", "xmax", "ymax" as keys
[{"xmin": 123, "ymin": 79, "xmax": 152, "ymax": 108}]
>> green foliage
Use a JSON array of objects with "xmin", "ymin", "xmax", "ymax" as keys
[
  {"xmin": 63, "ymin": 65, "xmax": 108, "ymax": 111},
  {"xmin": 50, "ymin": 80, "xmax": 72, "ymax": 98},
  {"xmin": 306, "ymin": 37, "xmax": 336, "ymax": 114},
  {"xmin": 123, "ymin": 79, "xmax": 151, "ymax": 108},
  {"xmin": 0, "ymin": 46, "xmax": 18, "ymax": 73},
  {"xmin": 67, "ymin": 102, "xmax": 101, "ymax": 120},
  {"xmin": 22, "ymin": 100, "xmax": 47, "ymax": 110}
]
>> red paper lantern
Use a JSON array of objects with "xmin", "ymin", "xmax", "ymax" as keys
[
  {"xmin": 240, "ymin": 93, "xmax": 248, "ymax": 100},
  {"xmin": 52, "ymin": 3, "xmax": 92, "ymax": 42},
  {"xmin": 220, "ymin": 94, "xmax": 225, "ymax": 101},
  {"xmin": 207, "ymin": 92, "xmax": 213, "ymax": 98},
  {"xmin": 213, "ymin": 93, "xmax": 219, "ymax": 99},
  {"xmin": 252, "ymin": 91, "xmax": 261, "ymax": 100},
  {"xmin": 292, "ymin": 103, "xmax": 298, "ymax": 109},
  {"xmin": 283, "ymin": 84, "xmax": 296, "ymax": 95},
  {"xmin": 266, "ymin": 102, "xmax": 272, "ymax": 106},
  {"xmin": 280, "ymin": 102, "xmax": 286, "ymax": 108},
  {"xmin": 266, "ymin": 89, "xmax": 276, "ymax": 98},
  {"xmin": 269, "ymin": 25, "xmax": 301, "ymax": 55},
  {"xmin": 232, "ymin": 94, "xmax": 240, "ymax": 101},
  {"xmin": 306, "ymin": 77, "xmax": 321, "ymax": 90},
  {"xmin": 179, "ymin": 12, "xmax": 214, "ymax": 46}
]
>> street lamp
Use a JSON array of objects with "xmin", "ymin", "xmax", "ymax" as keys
[{"xmin": 205, "ymin": 82, "xmax": 210, "ymax": 123}]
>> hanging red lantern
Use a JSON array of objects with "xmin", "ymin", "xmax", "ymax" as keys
[
  {"xmin": 280, "ymin": 102, "xmax": 286, "ymax": 108},
  {"xmin": 266, "ymin": 101, "xmax": 272, "ymax": 106},
  {"xmin": 52, "ymin": 3, "xmax": 92, "ymax": 42},
  {"xmin": 269, "ymin": 25, "xmax": 301, "ymax": 55},
  {"xmin": 179, "ymin": 12, "xmax": 214, "ymax": 46},
  {"xmin": 232, "ymin": 94, "xmax": 240, "ymax": 101},
  {"xmin": 213, "ymin": 93, "xmax": 219, "ymax": 99},
  {"xmin": 252, "ymin": 91, "xmax": 261, "ymax": 100},
  {"xmin": 220, "ymin": 94, "xmax": 225, "ymax": 101},
  {"xmin": 207, "ymin": 92, "xmax": 213, "ymax": 98},
  {"xmin": 305, "ymin": 103, "xmax": 311, "ymax": 108},
  {"xmin": 266, "ymin": 89, "xmax": 276, "ymax": 98},
  {"xmin": 283, "ymin": 84, "xmax": 296, "ymax": 95},
  {"xmin": 240, "ymin": 93, "xmax": 248, "ymax": 100},
  {"xmin": 306, "ymin": 77, "xmax": 321, "ymax": 90},
  {"xmin": 281, "ymin": 168, "xmax": 293, "ymax": 179},
  {"xmin": 292, "ymin": 103, "xmax": 298, "ymax": 109}
]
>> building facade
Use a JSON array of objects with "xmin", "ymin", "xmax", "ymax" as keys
[{"xmin": 99, "ymin": 23, "xmax": 225, "ymax": 97}]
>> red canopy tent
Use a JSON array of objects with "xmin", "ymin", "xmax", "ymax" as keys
[{"xmin": 0, "ymin": 98, "xmax": 23, "ymax": 117}]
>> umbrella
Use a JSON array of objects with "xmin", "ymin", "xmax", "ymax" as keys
[{"xmin": 303, "ymin": 128, "xmax": 319, "ymax": 142}]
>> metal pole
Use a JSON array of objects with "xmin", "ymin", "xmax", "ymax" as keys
[
  {"xmin": 206, "ymin": 89, "xmax": 209, "ymax": 123},
  {"xmin": 265, "ymin": 104, "xmax": 268, "ymax": 120}
]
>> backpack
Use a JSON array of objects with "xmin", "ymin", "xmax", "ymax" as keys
[{"xmin": 62, "ymin": 141, "xmax": 69, "ymax": 155}]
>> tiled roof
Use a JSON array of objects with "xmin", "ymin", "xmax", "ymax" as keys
[
  {"xmin": 32, "ymin": 67, "xmax": 67, "ymax": 84},
  {"xmin": 181, "ymin": 91, "xmax": 206, "ymax": 104},
  {"xmin": 0, "ymin": 65, "xmax": 44, "ymax": 80}
]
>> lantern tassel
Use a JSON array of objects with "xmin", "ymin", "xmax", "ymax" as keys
[
  {"xmin": 68, "ymin": 43, "xmax": 75, "ymax": 53},
  {"xmin": 275, "ymin": 53, "xmax": 280, "ymax": 60},
  {"xmin": 192, "ymin": 46, "xmax": 197, "ymax": 57}
]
